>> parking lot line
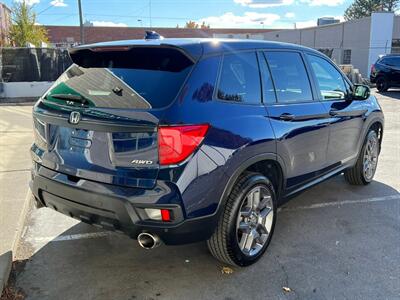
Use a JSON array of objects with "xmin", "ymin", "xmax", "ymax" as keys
[
  {"xmin": 279, "ymin": 194, "xmax": 400, "ymax": 212},
  {"xmin": 24, "ymin": 194, "xmax": 400, "ymax": 245},
  {"xmin": 25, "ymin": 231, "xmax": 111, "ymax": 244}
]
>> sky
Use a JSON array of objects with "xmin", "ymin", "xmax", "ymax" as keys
[{"xmin": 5, "ymin": 0, "xmax": 351, "ymax": 29}]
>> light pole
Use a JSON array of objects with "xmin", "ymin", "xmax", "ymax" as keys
[
  {"xmin": 138, "ymin": 19, "xmax": 143, "ymax": 27},
  {"xmin": 260, "ymin": 21, "xmax": 264, "ymax": 29},
  {"xmin": 78, "ymin": 0, "xmax": 84, "ymax": 44}
]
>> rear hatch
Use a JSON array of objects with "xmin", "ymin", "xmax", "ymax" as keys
[{"xmin": 32, "ymin": 46, "xmax": 194, "ymax": 188}]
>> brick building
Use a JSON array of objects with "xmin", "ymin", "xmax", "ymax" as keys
[{"xmin": 44, "ymin": 25, "xmax": 277, "ymax": 48}]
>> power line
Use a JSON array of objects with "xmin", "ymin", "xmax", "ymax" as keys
[{"xmin": 41, "ymin": 13, "xmax": 193, "ymax": 20}]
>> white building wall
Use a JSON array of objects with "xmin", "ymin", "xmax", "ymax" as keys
[
  {"xmin": 342, "ymin": 17, "xmax": 372, "ymax": 76},
  {"xmin": 392, "ymin": 16, "xmax": 400, "ymax": 38},
  {"xmin": 367, "ymin": 12, "xmax": 394, "ymax": 76},
  {"xmin": 263, "ymin": 14, "xmax": 395, "ymax": 77}
]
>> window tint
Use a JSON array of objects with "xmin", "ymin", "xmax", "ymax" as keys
[
  {"xmin": 258, "ymin": 53, "xmax": 277, "ymax": 104},
  {"xmin": 307, "ymin": 54, "xmax": 346, "ymax": 100},
  {"xmin": 217, "ymin": 52, "xmax": 261, "ymax": 104},
  {"xmin": 264, "ymin": 52, "xmax": 312, "ymax": 103}
]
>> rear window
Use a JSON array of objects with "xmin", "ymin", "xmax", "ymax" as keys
[{"xmin": 44, "ymin": 47, "xmax": 194, "ymax": 109}]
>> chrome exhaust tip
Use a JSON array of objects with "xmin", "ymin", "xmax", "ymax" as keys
[{"xmin": 137, "ymin": 232, "xmax": 161, "ymax": 249}]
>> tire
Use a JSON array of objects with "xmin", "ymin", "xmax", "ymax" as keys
[
  {"xmin": 344, "ymin": 130, "xmax": 380, "ymax": 185},
  {"xmin": 376, "ymin": 77, "xmax": 389, "ymax": 92},
  {"xmin": 207, "ymin": 172, "xmax": 277, "ymax": 267}
]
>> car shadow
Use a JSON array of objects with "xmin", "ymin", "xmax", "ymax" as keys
[
  {"xmin": 375, "ymin": 89, "xmax": 400, "ymax": 100},
  {"xmin": 11, "ymin": 176, "xmax": 400, "ymax": 300}
]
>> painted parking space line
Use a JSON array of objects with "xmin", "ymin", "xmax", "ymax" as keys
[
  {"xmin": 24, "ymin": 194, "xmax": 400, "ymax": 244},
  {"xmin": 279, "ymin": 194, "xmax": 400, "ymax": 212},
  {"xmin": 25, "ymin": 231, "xmax": 111, "ymax": 244}
]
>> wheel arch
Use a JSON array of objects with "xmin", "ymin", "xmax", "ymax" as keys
[{"xmin": 218, "ymin": 154, "xmax": 286, "ymax": 214}]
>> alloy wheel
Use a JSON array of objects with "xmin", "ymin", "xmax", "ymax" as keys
[
  {"xmin": 236, "ymin": 186, "xmax": 274, "ymax": 257},
  {"xmin": 363, "ymin": 134, "xmax": 378, "ymax": 181}
]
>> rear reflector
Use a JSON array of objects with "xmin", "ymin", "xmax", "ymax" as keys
[
  {"xmin": 161, "ymin": 209, "xmax": 171, "ymax": 222},
  {"xmin": 158, "ymin": 124, "xmax": 210, "ymax": 165}
]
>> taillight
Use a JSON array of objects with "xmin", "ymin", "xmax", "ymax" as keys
[
  {"xmin": 371, "ymin": 64, "xmax": 376, "ymax": 74},
  {"xmin": 158, "ymin": 124, "xmax": 210, "ymax": 165}
]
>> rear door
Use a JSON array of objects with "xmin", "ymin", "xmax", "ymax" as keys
[
  {"xmin": 261, "ymin": 51, "xmax": 330, "ymax": 191},
  {"xmin": 32, "ymin": 46, "xmax": 194, "ymax": 188},
  {"xmin": 305, "ymin": 53, "xmax": 365, "ymax": 166}
]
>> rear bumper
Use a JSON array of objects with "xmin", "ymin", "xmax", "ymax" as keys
[{"xmin": 30, "ymin": 163, "xmax": 218, "ymax": 245}]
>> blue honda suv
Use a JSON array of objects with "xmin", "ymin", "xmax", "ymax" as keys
[{"xmin": 30, "ymin": 37, "xmax": 384, "ymax": 266}]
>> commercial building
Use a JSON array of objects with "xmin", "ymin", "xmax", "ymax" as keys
[
  {"xmin": 40, "ymin": 12, "xmax": 400, "ymax": 78},
  {"xmin": 262, "ymin": 12, "xmax": 397, "ymax": 77},
  {"xmin": 44, "ymin": 25, "xmax": 276, "ymax": 48}
]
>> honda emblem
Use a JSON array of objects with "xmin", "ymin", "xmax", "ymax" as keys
[{"xmin": 69, "ymin": 111, "xmax": 81, "ymax": 125}]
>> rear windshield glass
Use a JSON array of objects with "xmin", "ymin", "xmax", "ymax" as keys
[{"xmin": 44, "ymin": 47, "xmax": 193, "ymax": 109}]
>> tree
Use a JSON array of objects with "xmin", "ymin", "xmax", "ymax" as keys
[
  {"xmin": 185, "ymin": 21, "xmax": 199, "ymax": 29},
  {"xmin": 184, "ymin": 20, "xmax": 210, "ymax": 29},
  {"xmin": 200, "ymin": 21, "xmax": 210, "ymax": 29},
  {"xmin": 9, "ymin": 0, "xmax": 49, "ymax": 47},
  {"xmin": 344, "ymin": 0, "xmax": 399, "ymax": 21}
]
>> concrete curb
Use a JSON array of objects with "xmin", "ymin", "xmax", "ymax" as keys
[{"xmin": 0, "ymin": 191, "xmax": 32, "ymax": 293}]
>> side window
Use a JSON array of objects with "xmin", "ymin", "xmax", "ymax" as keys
[
  {"xmin": 217, "ymin": 52, "xmax": 261, "ymax": 104},
  {"xmin": 264, "ymin": 51, "xmax": 313, "ymax": 103},
  {"xmin": 258, "ymin": 52, "xmax": 277, "ymax": 104},
  {"xmin": 307, "ymin": 54, "xmax": 347, "ymax": 101}
]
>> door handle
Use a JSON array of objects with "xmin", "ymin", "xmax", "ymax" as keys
[{"xmin": 279, "ymin": 113, "xmax": 295, "ymax": 121}]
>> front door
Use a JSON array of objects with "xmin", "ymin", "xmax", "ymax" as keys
[{"xmin": 305, "ymin": 53, "xmax": 365, "ymax": 166}]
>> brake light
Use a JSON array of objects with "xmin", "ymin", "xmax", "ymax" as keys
[
  {"xmin": 158, "ymin": 124, "xmax": 210, "ymax": 165},
  {"xmin": 371, "ymin": 64, "xmax": 376, "ymax": 74}
]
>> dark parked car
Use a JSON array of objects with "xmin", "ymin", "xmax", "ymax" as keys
[
  {"xmin": 370, "ymin": 54, "xmax": 400, "ymax": 92},
  {"xmin": 30, "ymin": 37, "xmax": 384, "ymax": 267}
]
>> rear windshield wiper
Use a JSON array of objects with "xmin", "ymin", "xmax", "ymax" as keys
[{"xmin": 48, "ymin": 94, "xmax": 89, "ymax": 106}]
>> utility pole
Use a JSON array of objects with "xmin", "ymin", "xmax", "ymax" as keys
[
  {"xmin": 149, "ymin": 0, "xmax": 152, "ymax": 28},
  {"xmin": 78, "ymin": 0, "xmax": 85, "ymax": 44}
]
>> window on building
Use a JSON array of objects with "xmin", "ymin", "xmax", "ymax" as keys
[
  {"xmin": 342, "ymin": 49, "xmax": 352, "ymax": 64},
  {"xmin": 391, "ymin": 39, "xmax": 400, "ymax": 54},
  {"xmin": 264, "ymin": 51, "xmax": 313, "ymax": 103},
  {"xmin": 217, "ymin": 52, "xmax": 261, "ymax": 104},
  {"xmin": 307, "ymin": 54, "xmax": 347, "ymax": 101}
]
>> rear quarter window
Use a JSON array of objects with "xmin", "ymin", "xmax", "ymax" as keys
[{"xmin": 217, "ymin": 52, "xmax": 261, "ymax": 104}]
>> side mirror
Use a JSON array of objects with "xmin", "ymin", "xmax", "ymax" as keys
[{"xmin": 353, "ymin": 84, "xmax": 370, "ymax": 100}]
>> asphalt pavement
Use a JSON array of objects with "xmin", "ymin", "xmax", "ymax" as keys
[{"xmin": 4, "ymin": 91, "xmax": 400, "ymax": 300}]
